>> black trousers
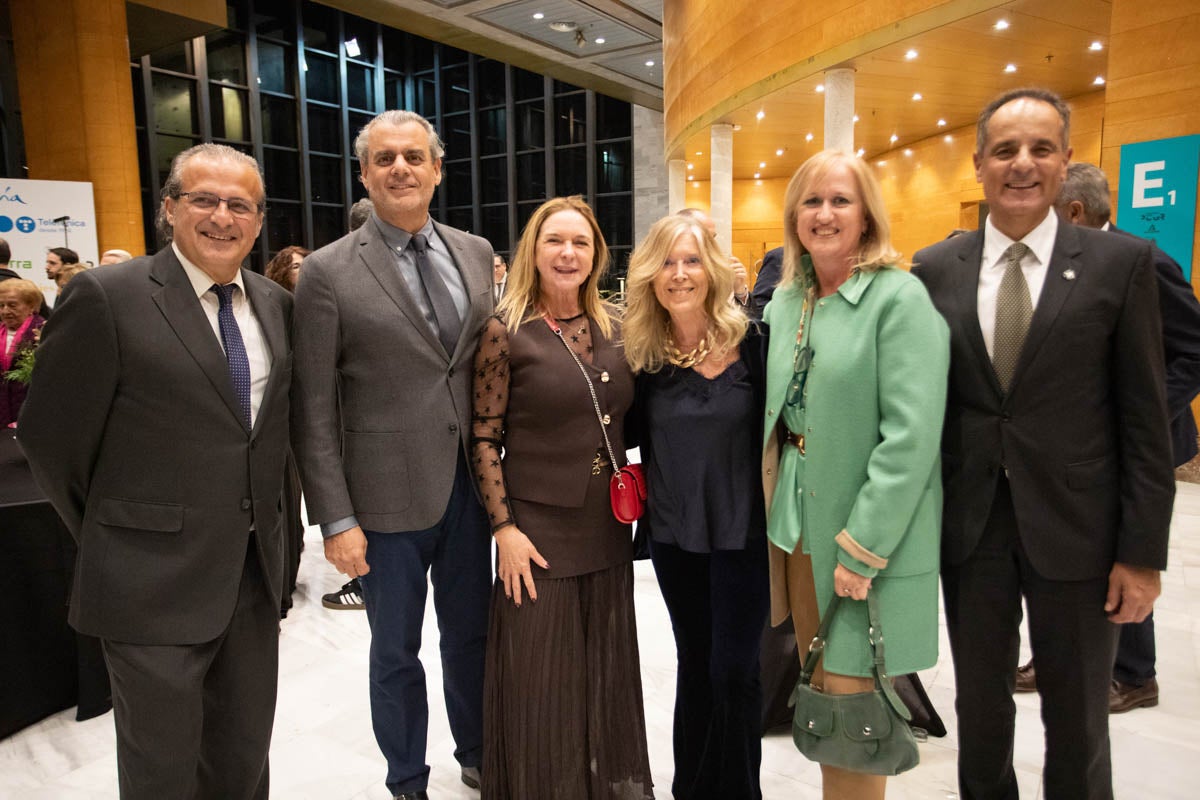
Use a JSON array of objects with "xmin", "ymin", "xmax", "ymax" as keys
[
  {"xmin": 943, "ymin": 477, "xmax": 1118, "ymax": 800},
  {"xmin": 1114, "ymin": 614, "xmax": 1156, "ymax": 685},
  {"xmin": 650, "ymin": 538, "xmax": 769, "ymax": 800},
  {"xmin": 102, "ymin": 534, "xmax": 279, "ymax": 800}
]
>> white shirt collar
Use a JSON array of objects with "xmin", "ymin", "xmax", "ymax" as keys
[
  {"xmin": 982, "ymin": 209, "xmax": 1058, "ymax": 272},
  {"xmin": 172, "ymin": 242, "xmax": 246, "ymax": 299}
]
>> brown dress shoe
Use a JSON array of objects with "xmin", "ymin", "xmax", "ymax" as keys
[
  {"xmin": 1014, "ymin": 660, "xmax": 1037, "ymax": 693},
  {"xmin": 1109, "ymin": 678, "xmax": 1159, "ymax": 713}
]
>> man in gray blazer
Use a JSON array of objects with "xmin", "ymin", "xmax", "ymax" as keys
[
  {"xmin": 18, "ymin": 144, "xmax": 292, "ymax": 799},
  {"xmin": 292, "ymin": 110, "xmax": 493, "ymax": 800}
]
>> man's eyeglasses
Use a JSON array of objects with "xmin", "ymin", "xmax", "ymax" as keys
[{"xmin": 178, "ymin": 191, "xmax": 262, "ymax": 218}]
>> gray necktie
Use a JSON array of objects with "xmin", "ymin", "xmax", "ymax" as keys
[
  {"xmin": 993, "ymin": 242, "xmax": 1032, "ymax": 391},
  {"xmin": 410, "ymin": 233, "xmax": 461, "ymax": 357}
]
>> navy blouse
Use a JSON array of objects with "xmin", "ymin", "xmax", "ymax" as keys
[{"xmin": 632, "ymin": 324, "xmax": 768, "ymax": 553}]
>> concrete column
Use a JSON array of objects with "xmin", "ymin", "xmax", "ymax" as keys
[
  {"xmin": 633, "ymin": 105, "xmax": 668, "ymax": 245},
  {"xmin": 668, "ymin": 159, "xmax": 688, "ymax": 217},
  {"xmin": 823, "ymin": 67, "xmax": 855, "ymax": 153},
  {"xmin": 11, "ymin": 0, "xmax": 145, "ymax": 255},
  {"xmin": 710, "ymin": 123, "xmax": 733, "ymax": 245}
]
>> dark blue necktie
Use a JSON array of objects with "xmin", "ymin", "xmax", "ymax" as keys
[
  {"xmin": 211, "ymin": 283, "xmax": 252, "ymax": 429},
  {"xmin": 410, "ymin": 233, "xmax": 461, "ymax": 357}
]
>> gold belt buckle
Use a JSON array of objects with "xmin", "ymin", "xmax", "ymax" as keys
[{"xmin": 795, "ymin": 433, "xmax": 806, "ymax": 455}]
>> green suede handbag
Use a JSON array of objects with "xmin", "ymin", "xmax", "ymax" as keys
[{"xmin": 788, "ymin": 588, "xmax": 920, "ymax": 776}]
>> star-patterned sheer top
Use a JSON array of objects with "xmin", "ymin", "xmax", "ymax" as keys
[{"xmin": 471, "ymin": 311, "xmax": 595, "ymax": 531}]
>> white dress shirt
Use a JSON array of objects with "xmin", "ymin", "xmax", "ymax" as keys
[
  {"xmin": 977, "ymin": 210, "xmax": 1059, "ymax": 359},
  {"xmin": 173, "ymin": 243, "xmax": 272, "ymax": 427}
]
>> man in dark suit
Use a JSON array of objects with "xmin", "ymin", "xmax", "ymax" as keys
[
  {"xmin": 18, "ymin": 144, "xmax": 292, "ymax": 799},
  {"xmin": 1013, "ymin": 163, "xmax": 1200, "ymax": 712},
  {"xmin": 292, "ymin": 110, "xmax": 493, "ymax": 800},
  {"xmin": 749, "ymin": 245, "xmax": 782, "ymax": 319},
  {"xmin": 912, "ymin": 88, "xmax": 1174, "ymax": 800}
]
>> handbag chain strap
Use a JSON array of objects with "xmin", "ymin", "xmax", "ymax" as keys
[
  {"xmin": 541, "ymin": 315, "xmax": 624, "ymax": 485},
  {"xmin": 798, "ymin": 587, "xmax": 912, "ymax": 721}
]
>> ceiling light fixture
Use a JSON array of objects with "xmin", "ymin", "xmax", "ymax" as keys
[
  {"xmin": 732, "ymin": 124, "xmax": 742, "ymax": 131},
  {"xmin": 759, "ymin": 161, "xmax": 766, "ymax": 168},
  {"xmin": 805, "ymin": 133, "xmax": 814, "ymax": 142},
  {"xmin": 937, "ymin": 118, "xmax": 947, "ymax": 126},
  {"xmin": 548, "ymin": 20, "xmax": 578, "ymax": 32},
  {"xmin": 776, "ymin": 148, "xmax": 784, "ymax": 156},
  {"xmin": 754, "ymin": 172, "xmax": 761, "ymax": 179},
  {"xmin": 905, "ymin": 49, "xmax": 918, "ymax": 60},
  {"xmin": 532, "ymin": 12, "xmax": 544, "ymax": 20},
  {"xmin": 904, "ymin": 149, "xmax": 913, "ymax": 156},
  {"xmin": 912, "ymin": 92, "xmax": 922, "ymax": 101},
  {"xmin": 944, "ymin": 135, "xmax": 953, "ymax": 142},
  {"xmin": 815, "ymin": 84, "xmax": 825, "ymax": 93},
  {"xmin": 756, "ymin": 110, "xmax": 765, "ymax": 120},
  {"xmin": 1004, "ymin": 63, "xmax": 1017, "ymax": 73},
  {"xmin": 856, "ymin": 148, "xmax": 865, "ymax": 157},
  {"xmin": 994, "ymin": 19, "xmax": 1009, "ymax": 30},
  {"xmin": 595, "ymin": 37, "xmax": 605, "ymax": 44},
  {"xmin": 1089, "ymin": 41, "xmax": 1103, "ymax": 51},
  {"xmin": 645, "ymin": 60, "xmax": 655, "ymax": 67},
  {"xmin": 877, "ymin": 160, "xmax": 887, "ymax": 167},
  {"xmin": 853, "ymin": 115, "xmax": 860, "ymax": 123},
  {"xmin": 687, "ymin": 163, "xmax": 694, "ymax": 170},
  {"xmin": 890, "ymin": 134, "xmax": 899, "ymax": 143},
  {"xmin": 695, "ymin": 151, "xmax": 703, "ymax": 156},
  {"xmin": 1094, "ymin": 75, "xmax": 1106, "ymax": 85}
]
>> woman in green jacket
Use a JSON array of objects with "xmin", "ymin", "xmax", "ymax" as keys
[{"xmin": 761, "ymin": 149, "xmax": 949, "ymax": 799}]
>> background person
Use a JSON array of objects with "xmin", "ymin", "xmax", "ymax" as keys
[
  {"xmin": 0, "ymin": 278, "xmax": 45, "ymax": 427},
  {"xmin": 265, "ymin": 245, "xmax": 310, "ymax": 292},
  {"xmin": 100, "ymin": 249, "xmax": 133, "ymax": 265},
  {"xmin": 623, "ymin": 213, "xmax": 769, "ymax": 799},
  {"xmin": 17, "ymin": 143, "xmax": 293, "ymax": 799},
  {"xmin": 492, "ymin": 252, "xmax": 507, "ymax": 302},
  {"xmin": 912, "ymin": 88, "xmax": 1174, "ymax": 800},
  {"xmin": 471, "ymin": 195, "xmax": 652, "ymax": 799},
  {"xmin": 44, "ymin": 247, "xmax": 79, "ymax": 282},
  {"xmin": 54, "ymin": 263, "xmax": 88, "ymax": 290},
  {"xmin": 763, "ymin": 149, "xmax": 948, "ymax": 799}
]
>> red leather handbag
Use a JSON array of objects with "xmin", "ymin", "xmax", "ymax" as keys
[{"xmin": 610, "ymin": 462, "xmax": 647, "ymax": 524}]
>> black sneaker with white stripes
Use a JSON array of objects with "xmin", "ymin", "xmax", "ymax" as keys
[{"xmin": 321, "ymin": 578, "xmax": 365, "ymax": 610}]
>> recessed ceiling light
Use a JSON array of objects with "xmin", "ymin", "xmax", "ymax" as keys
[
  {"xmin": 805, "ymin": 133, "xmax": 814, "ymax": 142},
  {"xmin": 994, "ymin": 19, "xmax": 1009, "ymax": 30},
  {"xmin": 776, "ymin": 148, "xmax": 784, "ymax": 156},
  {"xmin": 687, "ymin": 163, "xmax": 694, "ymax": 170},
  {"xmin": 890, "ymin": 134, "xmax": 899, "ymax": 143},
  {"xmin": 759, "ymin": 161, "xmax": 767, "ymax": 168},
  {"xmin": 856, "ymin": 148, "xmax": 865, "ymax": 157},
  {"xmin": 1089, "ymin": 41, "xmax": 1104, "ymax": 51},
  {"xmin": 548, "ymin": 20, "xmax": 578, "ymax": 32},
  {"xmin": 1004, "ymin": 63, "xmax": 1017, "ymax": 73},
  {"xmin": 755, "ymin": 179, "xmax": 763, "ymax": 186},
  {"xmin": 645, "ymin": 60, "xmax": 655, "ymax": 67},
  {"xmin": 532, "ymin": 12, "xmax": 544, "ymax": 19},
  {"xmin": 695, "ymin": 151, "xmax": 703, "ymax": 156},
  {"xmin": 1094, "ymin": 75, "xmax": 1106, "ymax": 85},
  {"xmin": 815, "ymin": 84, "xmax": 825, "ymax": 93},
  {"xmin": 756, "ymin": 110, "xmax": 765, "ymax": 120},
  {"xmin": 904, "ymin": 149, "xmax": 913, "ymax": 156},
  {"xmin": 937, "ymin": 118, "xmax": 947, "ymax": 127},
  {"xmin": 912, "ymin": 92, "xmax": 922, "ymax": 101},
  {"xmin": 944, "ymin": 135, "xmax": 953, "ymax": 142},
  {"xmin": 754, "ymin": 172, "xmax": 761, "ymax": 179},
  {"xmin": 905, "ymin": 49, "xmax": 918, "ymax": 60},
  {"xmin": 853, "ymin": 115, "xmax": 860, "ymax": 123},
  {"xmin": 877, "ymin": 160, "xmax": 887, "ymax": 166},
  {"xmin": 594, "ymin": 37, "xmax": 605, "ymax": 44}
]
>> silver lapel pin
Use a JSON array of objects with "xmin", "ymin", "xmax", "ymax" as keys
[{"xmin": 1062, "ymin": 269, "xmax": 1076, "ymax": 280}]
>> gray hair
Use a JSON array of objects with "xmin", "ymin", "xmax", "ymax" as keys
[
  {"xmin": 1056, "ymin": 163, "xmax": 1111, "ymax": 226},
  {"xmin": 158, "ymin": 144, "xmax": 265, "ymax": 243},
  {"xmin": 101, "ymin": 248, "xmax": 133, "ymax": 263},
  {"xmin": 976, "ymin": 87, "xmax": 1071, "ymax": 154},
  {"xmin": 349, "ymin": 197, "xmax": 375, "ymax": 231},
  {"xmin": 353, "ymin": 110, "xmax": 445, "ymax": 167}
]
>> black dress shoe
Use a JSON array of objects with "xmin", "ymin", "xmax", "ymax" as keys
[
  {"xmin": 1110, "ymin": 677, "xmax": 1159, "ymax": 713},
  {"xmin": 461, "ymin": 766, "xmax": 481, "ymax": 789},
  {"xmin": 1014, "ymin": 659, "xmax": 1037, "ymax": 693},
  {"xmin": 393, "ymin": 792, "xmax": 429, "ymax": 800}
]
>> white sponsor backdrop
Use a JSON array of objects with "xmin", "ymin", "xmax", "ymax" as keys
[{"xmin": 0, "ymin": 179, "xmax": 99, "ymax": 305}]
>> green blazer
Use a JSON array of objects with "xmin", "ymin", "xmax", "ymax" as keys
[{"xmin": 761, "ymin": 264, "xmax": 949, "ymax": 675}]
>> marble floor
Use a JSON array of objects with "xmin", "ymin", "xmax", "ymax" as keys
[{"xmin": 4, "ymin": 483, "xmax": 1200, "ymax": 799}]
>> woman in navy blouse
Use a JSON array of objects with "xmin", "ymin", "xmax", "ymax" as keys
[{"xmin": 625, "ymin": 214, "xmax": 769, "ymax": 799}]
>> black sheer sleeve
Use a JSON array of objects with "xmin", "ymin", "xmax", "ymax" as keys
[{"xmin": 471, "ymin": 315, "xmax": 515, "ymax": 532}]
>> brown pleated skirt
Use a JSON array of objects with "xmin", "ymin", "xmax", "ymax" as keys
[{"xmin": 481, "ymin": 561, "xmax": 654, "ymax": 800}]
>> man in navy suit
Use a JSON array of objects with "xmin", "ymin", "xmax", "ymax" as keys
[
  {"xmin": 1012, "ymin": 162, "xmax": 1200, "ymax": 713},
  {"xmin": 912, "ymin": 88, "xmax": 1174, "ymax": 800}
]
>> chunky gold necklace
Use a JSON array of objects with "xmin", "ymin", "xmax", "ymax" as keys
[{"xmin": 665, "ymin": 329, "xmax": 712, "ymax": 368}]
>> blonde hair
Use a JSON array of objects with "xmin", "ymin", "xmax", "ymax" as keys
[
  {"xmin": 55, "ymin": 264, "xmax": 88, "ymax": 288},
  {"xmin": 623, "ymin": 215, "xmax": 747, "ymax": 374},
  {"xmin": 496, "ymin": 196, "xmax": 617, "ymax": 340},
  {"xmin": 780, "ymin": 149, "xmax": 903, "ymax": 289},
  {"xmin": 0, "ymin": 278, "xmax": 44, "ymax": 310}
]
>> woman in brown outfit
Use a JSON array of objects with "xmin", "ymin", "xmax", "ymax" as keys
[{"xmin": 470, "ymin": 196, "xmax": 653, "ymax": 799}]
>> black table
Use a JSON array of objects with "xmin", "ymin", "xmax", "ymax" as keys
[{"xmin": 0, "ymin": 433, "xmax": 110, "ymax": 739}]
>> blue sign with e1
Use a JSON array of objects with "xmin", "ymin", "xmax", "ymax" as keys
[{"xmin": 1117, "ymin": 134, "xmax": 1200, "ymax": 280}]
